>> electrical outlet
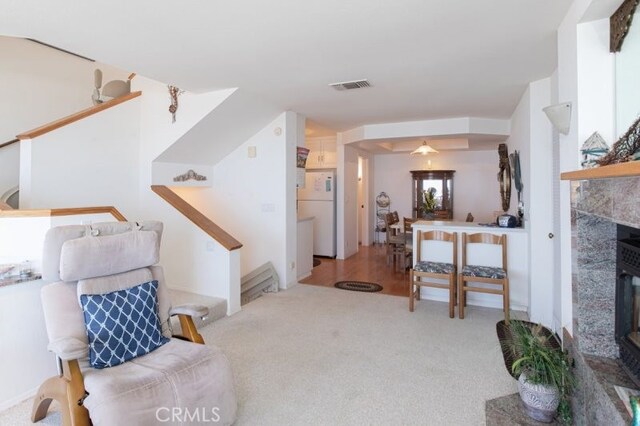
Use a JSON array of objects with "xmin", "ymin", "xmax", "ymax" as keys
[
  {"xmin": 261, "ymin": 203, "xmax": 275, "ymax": 213},
  {"xmin": 290, "ymin": 261, "xmax": 295, "ymax": 270},
  {"xmin": 206, "ymin": 241, "xmax": 216, "ymax": 252}
]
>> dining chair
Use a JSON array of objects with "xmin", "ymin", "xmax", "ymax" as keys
[
  {"xmin": 458, "ymin": 232, "xmax": 509, "ymax": 323},
  {"xmin": 391, "ymin": 211, "xmax": 400, "ymax": 228},
  {"xmin": 409, "ymin": 230, "xmax": 457, "ymax": 317},
  {"xmin": 384, "ymin": 213, "xmax": 404, "ymax": 266},
  {"xmin": 402, "ymin": 217, "xmax": 415, "ymax": 270}
]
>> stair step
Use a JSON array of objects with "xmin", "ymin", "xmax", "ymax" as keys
[{"xmin": 168, "ymin": 289, "xmax": 227, "ymax": 334}]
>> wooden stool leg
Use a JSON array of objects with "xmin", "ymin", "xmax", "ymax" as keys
[
  {"xmin": 409, "ymin": 271, "xmax": 415, "ymax": 312},
  {"xmin": 503, "ymin": 277, "xmax": 510, "ymax": 324},
  {"xmin": 458, "ymin": 274, "xmax": 465, "ymax": 319},
  {"xmin": 448, "ymin": 273, "xmax": 455, "ymax": 318}
]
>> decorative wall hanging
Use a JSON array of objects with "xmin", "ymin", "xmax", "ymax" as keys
[
  {"xmin": 510, "ymin": 150, "xmax": 524, "ymax": 222},
  {"xmin": 173, "ymin": 169, "xmax": 207, "ymax": 182},
  {"xmin": 168, "ymin": 85, "xmax": 184, "ymax": 123},
  {"xmin": 581, "ymin": 132, "xmax": 610, "ymax": 168},
  {"xmin": 598, "ymin": 116, "xmax": 640, "ymax": 165},
  {"xmin": 497, "ymin": 143, "xmax": 511, "ymax": 212},
  {"xmin": 611, "ymin": 0, "xmax": 639, "ymax": 52},
  {"xmin": 297, "ymin": 146, "xmax": 310, "ymax": 168}
]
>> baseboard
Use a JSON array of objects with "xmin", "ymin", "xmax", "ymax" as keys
[
  {"xmin": 419, "ymin": 289, "xmax": 526, "ymax": 312},
  {"xmin": 0, "ymin": 386, "xmax": 37, "ymax": 412}
]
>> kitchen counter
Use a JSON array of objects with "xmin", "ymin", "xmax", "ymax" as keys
[
  {"xmin": 412, "ymin": 221, "xmax": 529, "ymax": 313},
  {"xmin": 413, "ymin": 220, "xmax": 527, "ymax": 232}
]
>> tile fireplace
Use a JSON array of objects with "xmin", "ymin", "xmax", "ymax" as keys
[
  {"xmin": 615, "ymin": 224, "xmax": 640, "ymax": 386},
  {"xmin": 569, "ymin": 176, "xmax": 640, "ymax": 424}
]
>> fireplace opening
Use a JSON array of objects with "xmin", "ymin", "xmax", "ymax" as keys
[{"xmin": 615, "ymin": 225, "xmax": 640, "ymax": 386}]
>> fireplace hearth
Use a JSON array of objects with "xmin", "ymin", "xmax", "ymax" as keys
[{"xmin": 615, "ymin": 224, "xmax": 640, "ymax": 386}]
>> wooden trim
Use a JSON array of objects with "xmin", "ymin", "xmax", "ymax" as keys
[
  {"xmin": 0, "ymin": 138, "xmax": 19, "ymax": 149},
  {"xmin": 0, "ymin": 206, "xmax": 126, "ymax": 221},
  {"xmin": 561, "ymin": 161, "xmax": 640, "ymax": 180},
  {"xmin": 16, "ymin": 91, "xmax": 142, "ymax": 140},
  {"xmin": 151, "ymin": 185, "xmax": 243, "ymax": 251}
]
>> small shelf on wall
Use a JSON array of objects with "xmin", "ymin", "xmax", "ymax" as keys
[{"xmin": 560, "ymin": 161, "xmax": 640, "ymax": 180}]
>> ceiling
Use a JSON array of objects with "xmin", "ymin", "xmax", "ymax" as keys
[{"xmin": 1, "ymin": 0, "xmax": 571, "ymax": 133}]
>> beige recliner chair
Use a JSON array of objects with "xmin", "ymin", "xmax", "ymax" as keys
[{"xmin": 32, "ymin": 221, "xmax": 237, "ymax": 425}]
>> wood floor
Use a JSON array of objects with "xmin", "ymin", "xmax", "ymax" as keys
[{"xmin": 299, "ymin": 244, "xmax": 410, "ymax": 297}]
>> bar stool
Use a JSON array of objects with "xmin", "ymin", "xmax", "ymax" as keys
[
  {"xmin": 458, "ymin": 232, "xmax": 509, "ymax": 323},
  {"xmin": 409, "ymin": 230, "xmax": 457, "ymax": 318},
  {"xmin": 384, "ymin": 213, "xmax": 404, "ymax": 266}
]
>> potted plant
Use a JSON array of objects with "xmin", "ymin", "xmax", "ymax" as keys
[
  {"xmin": 422, "ymin": 187, "xmax": 437, "ymax": 218},
  {"xmin": 504, "ymin": 320, "xmax": 575, "ymax": 424}
]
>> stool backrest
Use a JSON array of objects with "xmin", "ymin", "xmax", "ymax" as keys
[
  {"xmin": 403, "ymin": 217, "xmax": 414, "ymax": 235},
  {"xmin": 384, "ymin": 213, "xmax": 397, "ymax": 242},
  {"xmin": 391, "ymin": 211, "xmax": 399, "ymax": 223},
  {"xmin": 415, "ymin": 230, "xmax": 457, "ymax": 266},
  {"xmin": 461, "ymin": 232, "xmax": 507, "ymax": 271}
]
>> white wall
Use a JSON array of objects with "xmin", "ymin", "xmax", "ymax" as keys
[
  {"xmin": 20, "ymin": 99, "xmax": 141, "ymax": 215},
  {"xmin": 614, "ymin": 8, "xmax": 640, "ymax": 137},
  {"xmin": 577, "ymin": 18, "xmax": 616, "ymax": 144},
  {"xmin": 0, "ymin": 36, "xmax": 128, "ymax": 143},
  {"xmin": 372, "ymin": 150, "xmax": 502, "ymax": 224},
  {"xmin": 174, "ymin": 112, "xmax": 298, "ymax": 290}
]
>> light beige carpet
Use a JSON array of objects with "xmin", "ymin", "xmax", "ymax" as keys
[{"xmin": 0, "ymin": 284, "xmax": 517, "ymax": 425}]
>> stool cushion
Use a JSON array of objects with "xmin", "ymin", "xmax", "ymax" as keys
[
  {"xmin": 414, "ymin": 261, "xmax": 455, "ymax": 274},
  {"xmin": 462, "ymin": 265, "xmax": 507, "ymax": 279}
]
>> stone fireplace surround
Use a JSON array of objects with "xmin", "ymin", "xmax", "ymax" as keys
[{"xmin": 570, "ymin": 176, "xmax": 640, "ymax": 424}]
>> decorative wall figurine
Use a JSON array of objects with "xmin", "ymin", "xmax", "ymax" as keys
[
  {"xmin": 173, "ymin": 169, "xmax": 207, "ymax": 182},
  {"xmin": 92, "ymin": 69, "xmax": 134, "ymax": 105},
  {"xmin": 581, "ymin": 132, "xmax": 610, "ymax": 168},
  {"xmin": 598, "ymin": 116, "xmax": 640, "ymax": 165},
  {"xmin": 168, "ymin": 85, "xmax": 184, "ymax": 123}
]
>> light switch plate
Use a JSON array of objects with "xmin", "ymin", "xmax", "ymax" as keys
[{"xmin": 248, "ymin": 146, "xmax": 257, "ymax": 158}]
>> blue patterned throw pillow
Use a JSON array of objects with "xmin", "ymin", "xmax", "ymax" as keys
[{"xmin": 80, "ymin": 280, "xmax": 169, "ymax": 369}]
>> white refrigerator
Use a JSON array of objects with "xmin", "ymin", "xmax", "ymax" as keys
[{"xmin": 297, "ymin": 170, "xmax": 336, "ymax": 257}]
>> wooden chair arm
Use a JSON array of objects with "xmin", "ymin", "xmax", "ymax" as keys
[{"xmin": 172, "ymin": 314, "xmax": 205, "ymax": 345}]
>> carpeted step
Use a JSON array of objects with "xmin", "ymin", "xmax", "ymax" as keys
[{"xmin": 168, "ymin": 289, "xmax": 227, "ymax": 334}]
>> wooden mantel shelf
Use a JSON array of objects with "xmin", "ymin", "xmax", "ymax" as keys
[
  {"xmin": 16, "ymin": 91, "xmax": 142, "ymax": 140},
  {"xmin": 561, "ymin": 161, "xmax": 640, "ymax": 180}
]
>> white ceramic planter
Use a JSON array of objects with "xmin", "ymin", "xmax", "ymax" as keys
[{"xmin": 518, "ymin": 372, "xmax": 560, "ymax": 423}]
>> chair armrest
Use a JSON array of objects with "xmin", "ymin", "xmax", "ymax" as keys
[
  {"xmin": 170, "ymin": 304, "xmax": 209, "ymax": 320},
  {"xmin": 48, "ymin": 337, "xmax": 89, "ymax": 361}
]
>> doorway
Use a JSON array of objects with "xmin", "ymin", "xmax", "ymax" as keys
[{"xmin": 357, "ymin": 156, "xmax": 370, "ymax": 248}]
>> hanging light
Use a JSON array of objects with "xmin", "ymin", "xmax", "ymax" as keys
[{"xmin": 411, "ymin": 140, "xmax": 439, "ymax": 156}]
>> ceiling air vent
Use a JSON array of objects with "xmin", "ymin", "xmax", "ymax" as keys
[{"xmin": 329, "ymin": 79, "xmax": 371, "ymax": 91}]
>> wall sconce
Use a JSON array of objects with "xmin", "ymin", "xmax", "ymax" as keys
[{"xmin": 542, "ymin": 102, "xmax": 572, "ymax": 135}]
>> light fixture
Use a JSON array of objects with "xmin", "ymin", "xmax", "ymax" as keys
[
  {"xmin": 411, "ymin": 141, "xmax": 439, "ymax": 156},
  {"xmin": 543, "ymin": 102, "xmax": 572, "ymax": 135}
]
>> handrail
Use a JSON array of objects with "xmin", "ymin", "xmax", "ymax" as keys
[
  {"xmin": 0, "ymin": 138, "xmax": 19, "ymax": 149},
  {"xmin": 151, "ymin": 185, "xmax": 243, "ymax": 251},
  {"xmin": 0, "ymin": 206, "xmax": 126, "ymax": 221},
  {"xmin": 16, "ymin": 91, "xmax": 142, "ymax": 140},
  {"xmin": 0, "ymin": 200, "xmax": 12, "ymax": 210}
]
